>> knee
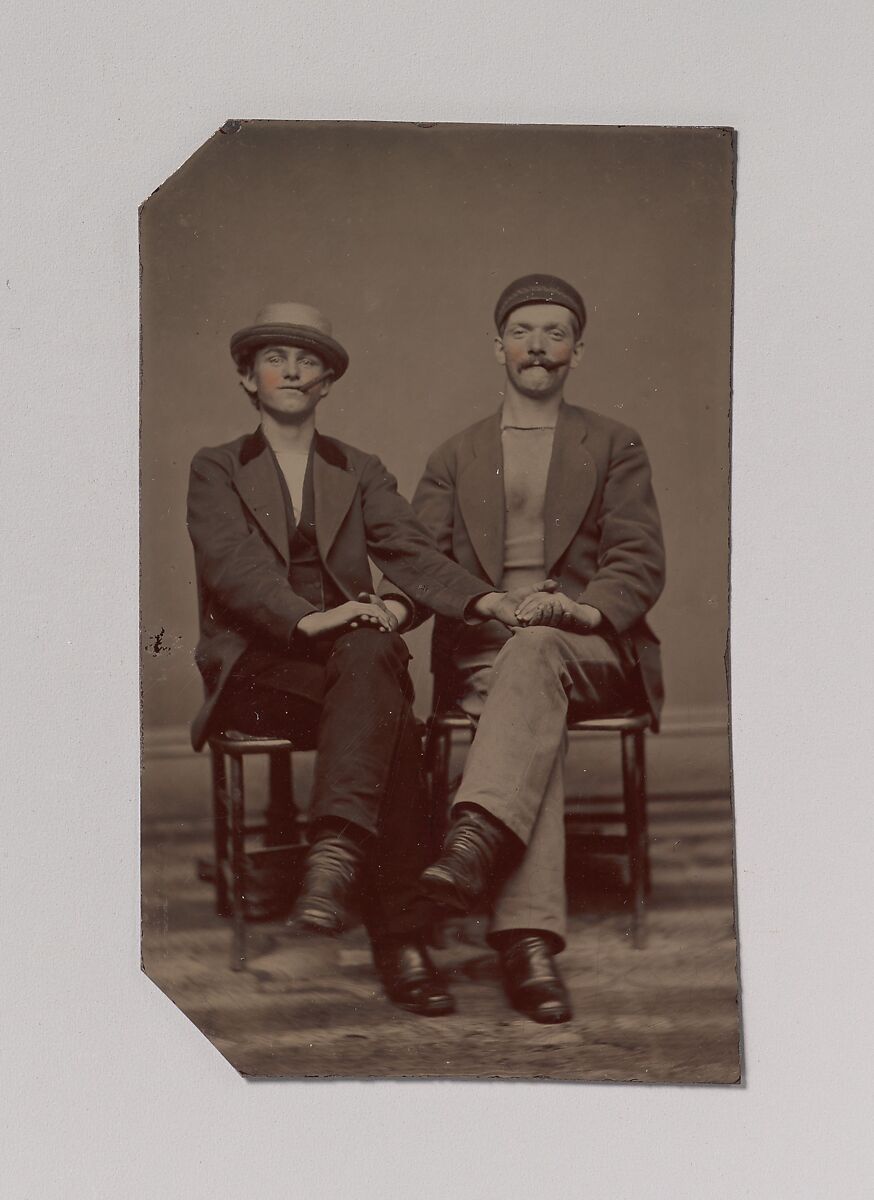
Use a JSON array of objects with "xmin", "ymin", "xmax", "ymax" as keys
[
  {"xmin": 496, "ymin": 625, "xmax": 565, "ymax": 669},
  {"xmin": 332, "ymin": 628, "xmax": 410, "ymax": 671}
]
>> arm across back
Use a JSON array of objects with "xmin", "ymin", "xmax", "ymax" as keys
[
  {"xmin": 187, "ymin": 449, "xmax": 318, "ymax": 643},
  {"xmin": 575, "ymin": 430, "xmax": 666, "ymax": 634}
]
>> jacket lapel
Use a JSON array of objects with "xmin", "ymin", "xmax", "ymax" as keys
[
  {"xmin": 312, "ymin": 433, "xmax": 358, "ymax": 564},
  {"xmin": 232, "ymin": 429, "xmax": 290, "ymax": 565},
  {"xmin": 457, "ymin": 412, "xmax": 504, "ymax": 585},
  {"xmin": 543, "ymin": 403, "xmax": 597, "ymax": 571}
]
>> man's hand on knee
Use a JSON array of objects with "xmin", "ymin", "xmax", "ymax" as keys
[
  {"xmin": 356, "ymin": 592, "xmax": 406, "ymax": 633},
  {"xmin": 297, "ymin": 598, "xmax": 397, "ymax": 638},
  {"xmin": 505, "ymin": 578, "xmax": 558, "ymax": 610},
  {"xmin": 514, "ymin": 590, "xmax": 603, "ymax": 631},
  {"xmin": 472, "ymin": 580, "xmax": 558, "ymax": 630},
  {"xmin": 471, "ymin": 591, "xmax": 522, "ymax": 628}
]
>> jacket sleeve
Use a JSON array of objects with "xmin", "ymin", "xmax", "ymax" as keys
[
  {"xmin": 359, "ymin": 452, "xmax": 488, "ymax": 621},
  {"xmin": 409, "ymin": 441, "xmax": 457, "ymax": 556},
  {"xmin": 376, "ymin": 441, "xmax": 459, "ymax": 625},
  {"xmin": 576, "ymin": 429, "xmax": 666, "ymax": 634},
  {"xmin": 187, "ymin": 449, "xmax": 318, "ymax": 642}
]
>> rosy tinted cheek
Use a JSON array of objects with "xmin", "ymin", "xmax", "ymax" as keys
[{"xmin": 261, "ymin": 366, "xmax": 284, "ymax": 388}]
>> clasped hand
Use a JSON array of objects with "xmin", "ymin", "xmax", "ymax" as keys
[
  {"xmin": 300, "ymin": 584, "xmax": 601, "ymax": 639},
  {"xmin": 297, "ymin": 593, "xmax": 402, "ymax": 638},
  {"xmin": 475, "ymin": 580, "xmax": 602, "ymax": 632}
]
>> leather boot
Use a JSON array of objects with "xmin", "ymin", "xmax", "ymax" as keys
[
  {"xmin": 498, "ymin": 932, "xmax": 572, "ymax": 1024},
  {"xmin": 371, "ymin": 937, "xmax": 455, "ymax": 1017},
  {"xmin": 419, "ymin": 805, "xmax": 520, "ymax": 914},
  {"xmin": 287, "ymin": 831, "xmax": 366, "ymax": 936}
]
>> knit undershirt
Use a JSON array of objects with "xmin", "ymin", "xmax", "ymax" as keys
[{"xmin": 500, "ymin": 423, "xmax": 556, "ymax": 591}]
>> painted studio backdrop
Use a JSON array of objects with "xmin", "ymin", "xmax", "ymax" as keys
[{"xmin": 140, "ymin": 123, "xmax": 737, "ymax": 1081}]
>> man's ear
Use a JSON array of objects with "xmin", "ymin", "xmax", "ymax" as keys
[
  {"xmin": 317, "ymin": 374, "xmax": 334, "ymax": 400},
  {"xmin": 238, "ymin": 366, "xmax": 258, "ymax": 397},
  {"xmin": 570, "ymin": 339, "xmax": 585, "ymax": 369},
  {"xmin": 494, "ymin": 335, "xmax": 507, "ymax": 366}
]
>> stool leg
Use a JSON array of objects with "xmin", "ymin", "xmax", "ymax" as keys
[
  {"xmin": 426, "ymin": 726, "xmax": 453, "ymax": 950},
  {"xmin": 622, "ymin": 730, "xmax": 647, "ymax": 949},
  {"xmin": 421, "ymin": 725, "xmax": 436, "ymax": 856},
  {"xmin": 265, "ymin": 750, "xmax": 295, "ymax": 847},
  {"xmin": 635, "ymin": 730, "xmax": 652, "ymax": 898},
  {"xmin": 228, "ymin": 753, "xmax": 247, "ymax": 971},
  {"xmin": 210, "ymin": 747, "xmax": 231, "ymax": 918},
  {"xmin": 432, "ymin": 728, "xmax": 453, "ymax": 854}
]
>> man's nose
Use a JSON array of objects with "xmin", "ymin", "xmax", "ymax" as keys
[
  {"xmin": 527, "ymin": 331, "xmax": 546, "ymax": 354},
  {"xmin": 282, "ymin": 357, "xmax": 301, "ymax": 379}
]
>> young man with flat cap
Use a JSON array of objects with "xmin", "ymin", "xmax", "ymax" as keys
[
  {"xmin": 187, "ymin": 302, "xmax": 523, "ymax": 1017},
  {"xmin": 406, "ymin": 275, "xmax": 666, "ymax": 1024}
]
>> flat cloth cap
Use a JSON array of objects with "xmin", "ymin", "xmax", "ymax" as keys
[
  {"xmin": 230, "ymin": 302, "xmax": 349, "ymax": 379},
  {"xmin": 494, "ymin": 274, "xmax": 586, "ymax": 335}
]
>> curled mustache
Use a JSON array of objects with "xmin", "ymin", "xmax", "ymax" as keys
[{"xmin": 521, "ymin": 357, "xmax": 559, "ymax": 371}]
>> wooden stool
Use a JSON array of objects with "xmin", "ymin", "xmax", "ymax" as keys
[
  {"xmin": 209, "ymin": 732, "xmax": 302, "ymax": 971},
  {"xmin": 424, "ymin": 711, "xmax": 652, "ymax": 948}
]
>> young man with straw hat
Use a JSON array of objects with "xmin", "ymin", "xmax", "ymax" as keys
[{"xmin": 187, "ymin": 301, "xmax": 525, "ymax": 1017}]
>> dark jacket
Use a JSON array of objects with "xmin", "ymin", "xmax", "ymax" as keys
[
  {"xmin": 408, "ymin": 402, "xmax": 667, "ymax": 727},
  {"xmin": 186, "ymin": 427, "xmax": 487, "ymax": 750}
]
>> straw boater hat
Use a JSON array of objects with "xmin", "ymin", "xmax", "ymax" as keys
[{"xmin": 230, "ymin": 302, "xmax": 349, "ymax": 379}]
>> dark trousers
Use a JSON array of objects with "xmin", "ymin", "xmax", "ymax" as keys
[{"xmin": 216, "ymin": 628, "xmax": 432, "ymax": 940}]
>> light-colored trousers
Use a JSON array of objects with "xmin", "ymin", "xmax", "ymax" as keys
[{"xmin": 452, "ymin": 625, "xmax": 636, "ymax": 951}]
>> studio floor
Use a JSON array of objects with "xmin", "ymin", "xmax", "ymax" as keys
[{"xmin": 141, "ymin": 751, "xmax": 740, "ymax": 1084}]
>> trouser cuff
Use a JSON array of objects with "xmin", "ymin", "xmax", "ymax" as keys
[
  {"xmin": 450, "ymin": 796, "xmax": 531, "ymax": 845},
  {"xmin": 488, "ymin": 924, "xmax": 567, "ymax": 955}
]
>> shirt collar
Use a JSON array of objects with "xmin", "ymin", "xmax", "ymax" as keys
[{"xmin": 500, "ymin": 420, "xmax": 558, "ymax": 431}]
